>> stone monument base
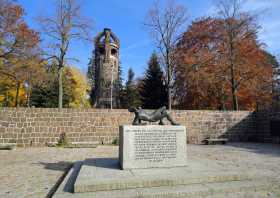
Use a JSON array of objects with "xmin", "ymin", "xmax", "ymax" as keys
[
  {"xmin": 52, "ymin": 126, "xmax": 279, "ymax": 197},
  {"xmin": 119, "ymin": 125, "xmax": 187, "ymax": 169},
  {"xmin": 53, "ymin": 158, "xmax": 279, "ymax": 197},
  {"xmin": 73, "ymin": 158, "xmax": 250, "ymax": 193}
]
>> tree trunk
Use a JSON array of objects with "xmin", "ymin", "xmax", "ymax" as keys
[
  {"xmin": 232, "ymin": 87, "xmax": 238, "ymax": 110},
  {"xmin": 168, "ymin": 85, "xmax": 172, "ymax": 111},
  {"xmin": 5, "ymin": 91, "xmax": 9, "ymax": 107},
  {"xmin": 220, "ymin": 87, "xmax": 226, "ymax": 110},
  {"xmin": 229, "ymin": 32, "xmax": 239, "ymax": 111},
  {"xmin": 27, "ymin": 83, "xmax": 32, "ymax": 108},
  {"xmin": 58, "ymin": 67, "xmax": 63, "ymax": 109},
  {"xmin": 15, "ymin": 81, "xmax": 20, "ymax": 107},
  {"xmin": 230, "ymin": 63, "xmax": 239, "ymax": 110},
  {"xmin": 166, "ymin": 50, "xmax": 172, "ymax": 111}
]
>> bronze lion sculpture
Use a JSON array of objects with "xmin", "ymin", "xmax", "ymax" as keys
[{"xmin": 128, "ymin": 106, "xmax": 179, "ymax": 125}]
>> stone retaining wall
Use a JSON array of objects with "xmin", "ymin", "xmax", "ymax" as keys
[
  {"xmin": 0, "ymin": 108, "xmax": 271, "ymax": 147},
  {"xmin": 256, "ymin": 111, "xmax": 280, "ymax": 143}
]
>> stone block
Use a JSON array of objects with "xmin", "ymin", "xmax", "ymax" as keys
[
  {"xmin": 119, "ymin": 125, "xmax": 187, "ymax": 170},
  {"xmin": 73, "ymin": 158, "xmax": 252, "ymax": 194}
]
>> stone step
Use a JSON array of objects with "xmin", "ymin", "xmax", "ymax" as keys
[
  {"xmin": 74, "ymin": 159, "xmax": 253, "ymax": 193},
  {"xmin": 53, "ymin": 159, "xmax": 280, "ymax": 197},
  {"xmin": 54, "ymin": 164, "xmax": 279, "ymax": 198}
]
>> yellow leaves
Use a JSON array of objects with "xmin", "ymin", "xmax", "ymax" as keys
[
  {"xmin": 64, "ymin": 66, "xmax": 90, "ymax": 108},
  {"xmin": 0, "ymin": 0, "xmax": 42, "ymax": 107},
  {"xmin": 0, "ymin": 76, "xmax": 26, "ymax": 106}
]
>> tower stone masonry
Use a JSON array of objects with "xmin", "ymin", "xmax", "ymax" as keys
[{"xmin": 92, "ymin": 28, "xmax": 120, "ymax": 108}]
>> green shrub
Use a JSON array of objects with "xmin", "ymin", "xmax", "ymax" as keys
[
  {"xmin": 56, "ymin": 132, "xmax": 69, "ymax": 147},
  {"xmin": 112, "ymin": 137, "xmax": 119, "ymax": 145}
]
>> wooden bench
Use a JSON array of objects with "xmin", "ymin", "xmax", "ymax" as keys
[{"xmin": 203, "ymin": 138, "xmax": 228, "ymax": 145}]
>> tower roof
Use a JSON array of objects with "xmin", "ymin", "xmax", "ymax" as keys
[{"xmin": 94, "ymin": 28, "xmax": 120, "ymax": 47}]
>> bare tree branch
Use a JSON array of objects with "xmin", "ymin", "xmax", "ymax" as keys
[
  {"xmin": 144, "ymin": 0, "xmax": 188, "ymax": 110},
  {"xmin": 37, "ymin": 0, "xmax": 93, "ymax": 108}
]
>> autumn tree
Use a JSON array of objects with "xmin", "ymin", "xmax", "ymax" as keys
[
  {"xmin": 0, "ymin": 74, "xmax": 26, "ymax": 107},
  {"xmin": 38, "ymin": 0, "xmax": 92, "ymax": 109},
  {"xmin": 145, "ymin": 0, "xmax": 188, "ymax": 110},
  {"xmin": 139, "ymin": 52, "xmax": 167, "ymax": 109},
  {"xmin": 266, "ymin": 52, "xmax": 280, "ymax": 110},
  {"xmin": 275, "ymin": 55, "xmax": 280, "ymax": 110},
  {"xmin": 66, "ymin": 67, "xmax": 90, "ymax": 107},
  {"xmin": 214, "ymin": 0, "xmax": 265, "ymax": 110},
  {"xmin": 30, "ymin": 66, "xmax": 90, "ymax": 107},
  {"xmin": 0, "ymin": 0, "xmax": 42, "ymax": 107},
  {"xmin": 175, "ymin": 16, "xmax": 273, "ymax": 110},
  {"xmin": 30, "ymin": 66, "xmax": 62, "ymax": 108}
]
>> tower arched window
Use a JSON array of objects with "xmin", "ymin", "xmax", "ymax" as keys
[{"xmin": 111, "ymin": 48, "xmax": 117, "ymax": 57}]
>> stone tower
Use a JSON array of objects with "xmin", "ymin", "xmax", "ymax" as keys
[{"xmin": 92, "ymin": 28, "xmax": 120, "ymax": 108}]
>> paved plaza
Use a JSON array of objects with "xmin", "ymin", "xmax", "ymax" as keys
[{"xmin": 0, "ymin": 143, "xmax": 280, "ymax": 197}]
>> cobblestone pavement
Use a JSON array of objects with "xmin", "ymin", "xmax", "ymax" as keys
[{"xmin": 0, "ymin": 143, "xmax": 279, "ymax": 198}]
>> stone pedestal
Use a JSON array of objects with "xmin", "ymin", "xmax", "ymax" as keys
[
  {"xmin": 119, "ymin": 125, "xmax": 187, "ymax": 170},
  {"xmin": 54, "ymin": 126, "xmax": 269, "ymax": 197}
]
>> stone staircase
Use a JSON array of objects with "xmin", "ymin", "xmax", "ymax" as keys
[{"xmin": 53, "ymin": 158, "xmax": 280, "ymax": 198}]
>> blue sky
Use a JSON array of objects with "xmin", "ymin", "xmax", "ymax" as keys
[{"xmin": 18, "ymin": 0, "xmax": 280, "ymax": 80}]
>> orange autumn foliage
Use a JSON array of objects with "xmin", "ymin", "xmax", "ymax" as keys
[
  {"xmin": 0, "ymin": 0, "xmax": 41, "ymax": 107},
  {"xmin": 175, "ymin": 17, "xmax": 273, "ymax": 110}
]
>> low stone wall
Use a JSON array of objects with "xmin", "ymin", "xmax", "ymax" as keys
[
  {"xmin": 256, "ymin": 111, "xmax": 280, "ymax": 143},
  {"xmin": 0, "ymin": 108, "xmax": 269, "ymax": 147}
]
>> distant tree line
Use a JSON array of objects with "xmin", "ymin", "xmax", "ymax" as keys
[
  {"xmin": 143, "ymin": 0, "xmax": 280, "ymax": 111},
  {"xmin": 1, "ymin": 0, "xmax": 279, "ymax": 111},
  {"xmin": 0, "ymin": 0, "xmax": 90, "ymax": 108},
  {"xmin": 115, "ymin": 52, "xmax": 167, "ymax": 109},
  {"xmin": 113, "ymin": 0, "xmax": 280, "ymax": 111}
]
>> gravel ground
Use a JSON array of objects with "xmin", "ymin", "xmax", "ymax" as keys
[{"xmin": 0, "ymin": 143, "xmax": 279, "ymax": 198}]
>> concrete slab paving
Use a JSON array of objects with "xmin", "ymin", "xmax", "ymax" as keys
[{"xmin": 1, "ymin": 143, "xmax": 280, "ymax": 197}]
